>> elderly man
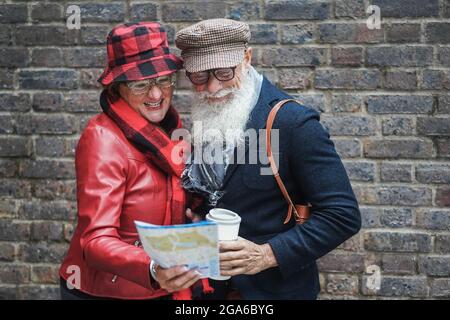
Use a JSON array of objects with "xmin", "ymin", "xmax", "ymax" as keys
[{"xmin": 176, "ymin": 19, "xmax": 361, "ymax": 300}]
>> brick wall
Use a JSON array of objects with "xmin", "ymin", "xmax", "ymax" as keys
[{"xmin": 0, "ymin": 0, "xmax": 449, "ymax": 299}]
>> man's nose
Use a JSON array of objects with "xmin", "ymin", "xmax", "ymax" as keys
[
  {"xmin": 147, "ymin": 85, "xmax": 162, "ymax": 100},
  {"xmin": 206, "ymin": 76, "xmax": 222, "ymax": 94}
]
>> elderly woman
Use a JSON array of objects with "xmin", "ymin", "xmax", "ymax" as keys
[{"xmin": 59, "ymin": 22, "xmax": 211, "ymax": 300}]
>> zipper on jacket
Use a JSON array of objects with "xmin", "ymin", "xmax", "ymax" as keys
[{"xmin": 111, "ymin": 240, "xmax": 142, "ymax": 283}]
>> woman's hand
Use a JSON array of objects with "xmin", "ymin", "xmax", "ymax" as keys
[
  {"xmin": 186, "ymin": 208, "xmax": 203, "ymax": 222},
  {"xmin": 154, "ymin": 265, "xmax": 202, "ymax": 293}
]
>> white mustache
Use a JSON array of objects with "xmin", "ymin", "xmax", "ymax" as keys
[{"xmin": 198, "ymin": 87, "xmax": 237, "ymax": 100}]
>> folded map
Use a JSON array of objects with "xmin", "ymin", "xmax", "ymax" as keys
[{"xmin": 135, "ymin": 220, "xmax": 220, "ymax": 278}]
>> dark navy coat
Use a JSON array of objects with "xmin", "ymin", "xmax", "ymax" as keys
[{"xmin": 204, "ymin": 77, "xmax": 361, "ymax": 299}]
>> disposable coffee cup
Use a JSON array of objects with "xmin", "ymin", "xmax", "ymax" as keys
[{"xmin": 206, "ymin": 208, "xmax": 241, "ymax": 280}]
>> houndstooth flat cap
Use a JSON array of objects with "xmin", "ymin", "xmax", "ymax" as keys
[{"xmin": 175, "ymin": 19, "xmax": 251, "ymax": 73}]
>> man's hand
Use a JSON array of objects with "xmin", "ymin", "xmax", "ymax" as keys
[
  {"xmin": 186, "ymin": 208, "xmax": 202, "ymax": 222},
  {"xmin": 154, "ymin": 265, "xmax": 201, "ymax": 293},
  {"xmin": 219, "ymin": 237, "xmax": 278, "ymax": 276}
]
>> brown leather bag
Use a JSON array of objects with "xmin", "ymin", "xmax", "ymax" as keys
[{"xmin": 266, "ymin": 99, "xmax": 312, "ymax": 224}]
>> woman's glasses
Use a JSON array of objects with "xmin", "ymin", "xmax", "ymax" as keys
[
  {"xmin": 186, "ymin": 67, "xmax": 237, "ymax": 85},
  {"xmin": 126, "ymin": 74, "xmax": 176, "ymax": 96}
]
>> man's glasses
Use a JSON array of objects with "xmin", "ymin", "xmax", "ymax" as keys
[
  {"xmin": 125, "ymin": 74, "xmax": 176, "ymax": 96},
  {"xmin": 186, "ymin": 67, "xmax": 237, "ymax": 85}
]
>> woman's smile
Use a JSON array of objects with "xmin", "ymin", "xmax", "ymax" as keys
[{"xmin": 144, "ymin": 100, "xmax": 163, "ymax": 110}]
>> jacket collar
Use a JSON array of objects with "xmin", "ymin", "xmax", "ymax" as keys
[
  {"xmin": 221, "ymin": 76, "xmax": 289, "ymax": 188},
  {"xmin": 245, "ymin": 76, "xmax": 291, "ymax": 131}
]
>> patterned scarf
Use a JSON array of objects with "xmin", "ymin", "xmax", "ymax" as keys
[{"xmin": 99, "ymin": 90, "xmax": 213, "ymax": 300}]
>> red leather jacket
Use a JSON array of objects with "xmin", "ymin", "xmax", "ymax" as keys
[{"xmin": 59, "ymin": 113, "xmax": 172, "ymax": 299}]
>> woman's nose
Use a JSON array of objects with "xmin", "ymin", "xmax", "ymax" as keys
[{"xmin": 147, "ymin": 85, "xmax": 162, "ymax": 100}]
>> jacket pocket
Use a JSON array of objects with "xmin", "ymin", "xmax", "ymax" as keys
[
  {"xmin": 111, "ymin": 240, "xmax": 142, "ymax": 283},
  {"xmin": 250, "ymin": 267, "xmax": 303, "ymax": 294}
]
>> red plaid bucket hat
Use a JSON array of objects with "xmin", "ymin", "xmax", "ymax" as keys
[{"xmin": 98, "ymin": 22, "xmax": 183, "ymax": 85}]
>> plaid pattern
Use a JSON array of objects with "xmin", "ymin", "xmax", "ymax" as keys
[
  {"xmin": 175, "ymin": 19, "xmax": 250, "ymax": 73},
  {"xmin": 98, "ymin": 22, "xmax": 182, "ymax": 85},
  {"xmin": 99, "ymin": 90, "xmax": 186, "ymax": 188},
  {"xmin": 99, "ymin": 91, "xmax": 213, "ymax": 300}
]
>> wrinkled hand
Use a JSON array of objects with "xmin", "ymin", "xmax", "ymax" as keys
[
  {"xmin": 154, "ymin": 265, "xmax": 201, "ymax": 293},
  {"xmin": 186, "ymin": 208, "xmax": 202, "ymax": 223},
  {"xmin": 219, "ymin": 237, "xmax": 277, "ymax": 276}
]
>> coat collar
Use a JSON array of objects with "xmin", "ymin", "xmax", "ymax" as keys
[
  {"xmin": 221, "ymin": 76, "xmax": 290, "ymax": 188},
  {"xmin": 245, "ymin": 76, "xmax": 291, "ymax": 131}
]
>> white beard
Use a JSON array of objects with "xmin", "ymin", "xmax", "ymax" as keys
[{"xmin": 190, "ymin": 67, "xmax": 257, "ymax": 151}]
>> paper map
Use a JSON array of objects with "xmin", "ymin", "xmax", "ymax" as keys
[{"xmin": 135, "ymin": 220, "xmax": 220, "ymax": 278}]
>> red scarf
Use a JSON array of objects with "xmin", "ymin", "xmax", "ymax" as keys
[{"xmin": 100, "ymin": 90, "xmax": 213, "ymax": 300}]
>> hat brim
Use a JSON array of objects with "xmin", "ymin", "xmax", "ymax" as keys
[
  {"xmin": 98, "ymin": 54, "xmax": 183, "ymax": 86},
  {"xmin": 182, "ymin": 48, "xmax": 245, "ymax": 73}
]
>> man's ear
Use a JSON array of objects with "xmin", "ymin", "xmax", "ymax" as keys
[{"xmin": 243, "ymin": 47, "xmax": 253, "ymax": 68}]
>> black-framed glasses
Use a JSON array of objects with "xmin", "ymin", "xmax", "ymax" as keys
[
  {"xmin": 125, "ymin": 74, "xmax": 176, "ymax": 96},
  {"xmin": 186, "ymin": 67, "xmax": 237, "ymax": 85}
]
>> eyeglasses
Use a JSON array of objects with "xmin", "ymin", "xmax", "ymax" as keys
[
  {"xmin": 125, "ymin": 74, "xmax": 176, "ymax": 95},
  {"xmin": 186, "ymin": 67, "xmax": 237, "ymax": 85}
]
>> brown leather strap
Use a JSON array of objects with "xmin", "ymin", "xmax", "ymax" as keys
[{"xmin": 266, "ymin": 99, "xmax": 311, "ymax": 224}]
